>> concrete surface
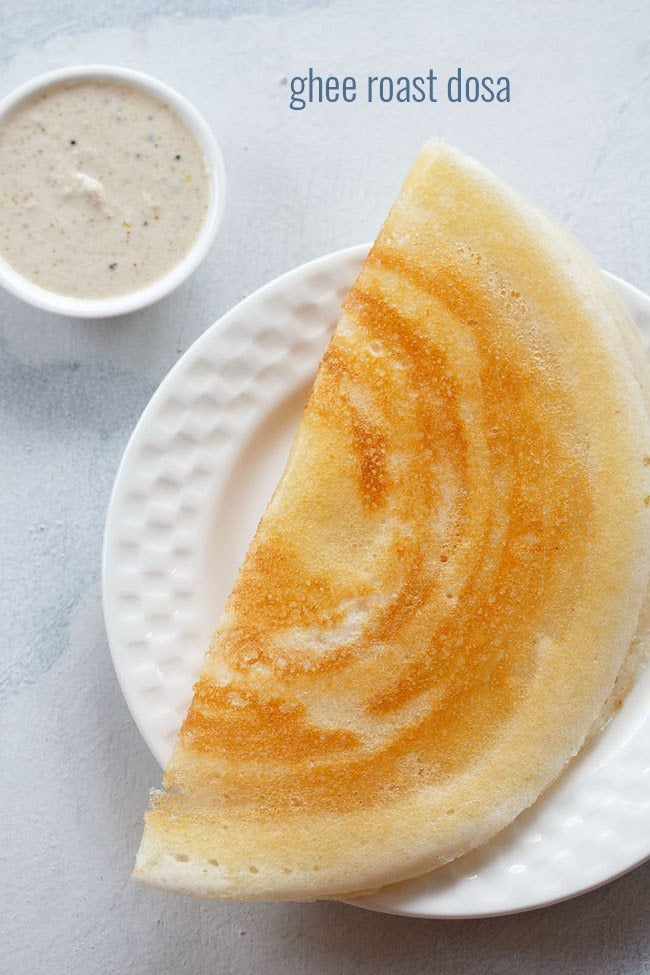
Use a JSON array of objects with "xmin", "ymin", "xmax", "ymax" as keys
[{"xmin": 1, "ymin": 1, "xmax": 649, "ymax": 972}]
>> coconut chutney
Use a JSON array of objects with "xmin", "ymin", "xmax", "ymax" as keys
[{"xmin": 0, "ymin": 80, "xmax": 211, "ymax": 299}]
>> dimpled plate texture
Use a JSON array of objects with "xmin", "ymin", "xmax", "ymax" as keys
[{"xmin": 103, "ymin": 244, "xmax": 650, "ymax": 918}]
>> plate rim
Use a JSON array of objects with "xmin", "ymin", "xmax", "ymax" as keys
[{"xmin": 102, "ymin": 243, "xmax": 650, "ymax": 918}]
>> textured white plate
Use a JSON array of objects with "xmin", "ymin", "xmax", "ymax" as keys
[{"xmin": 103, "ymin": 244, "xmax": 650, "ymax": 918}]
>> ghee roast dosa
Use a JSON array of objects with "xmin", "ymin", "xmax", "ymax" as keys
[{"xmin": 134, "ymin": 142, "xmax": 650, "ymax": 900}]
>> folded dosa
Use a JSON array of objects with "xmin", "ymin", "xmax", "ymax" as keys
[{"xmin": 134, "ymin": 142, "xmax": 650, "ymax": 900}]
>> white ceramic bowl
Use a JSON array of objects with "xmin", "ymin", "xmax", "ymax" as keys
[{"xmin": 0, "ymin": 65, "xmax": 226, "ymax": 318}]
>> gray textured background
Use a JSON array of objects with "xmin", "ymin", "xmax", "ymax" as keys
[{"xmin": 2, "ymin": 1, "xmax": 650, "ymax": 972}]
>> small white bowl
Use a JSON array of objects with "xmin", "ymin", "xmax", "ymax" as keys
[{"xmin": 0, "ymin": 65, "xmax": 226, "ymax": 318}]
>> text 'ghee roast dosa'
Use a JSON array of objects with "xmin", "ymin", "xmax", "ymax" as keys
[{"xmin": 134, "ymin": 142, "xmax": 650, "ymax": 900}]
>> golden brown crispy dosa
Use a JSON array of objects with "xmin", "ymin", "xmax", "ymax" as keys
[{"xmin": 134, "ymin": 142, "xmax": 650, "ymax": 900}]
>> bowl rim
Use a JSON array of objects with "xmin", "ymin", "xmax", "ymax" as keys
[{"xmin": 0, "ymin": 64, "xmax": 226, "ymax": 319}]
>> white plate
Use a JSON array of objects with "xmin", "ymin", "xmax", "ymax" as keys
[{"xmin": 103, "ymin": 244, "xmax": 650, "ymax": 918}]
